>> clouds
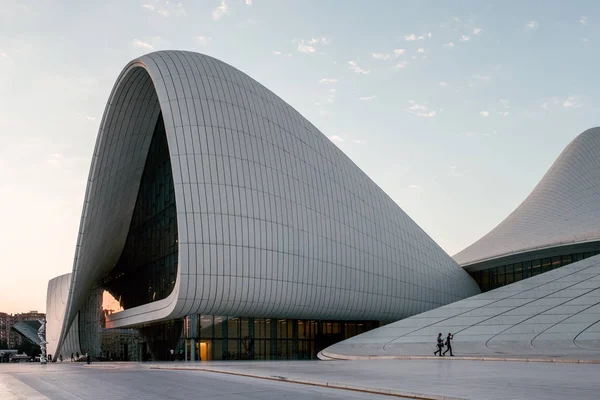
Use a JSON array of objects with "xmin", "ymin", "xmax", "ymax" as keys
[
  {"xmin": 348, "ymin": 60, "xmax": 370, "ymax": 74},
  {"xmin": 213, "ymin": 0, "xmax": 228, "ymax": 20},
  {"xmin": 473, "ymin": 27, "xmax": 482, "ymax": 35},
  {"xmin": 459, "ymin": 35, "xmax": 470, "ymax": 42},
  {"xmin": 541, "ymin": 96, "xmax": 583, "ymax": 110},
  {"xmin": 526, "ymin": 20, "xmax": 538, "ymax": 30},
  {"xmin": 563, "ymin": 95, "xmax": 583, "ymax": 108},
  {"xmin": 404, "ymin": 32, "xmax": 431, "ymax": 41},
  {"xmin": 480, "ymin": 110, "xmax": 489, "ymax": 117},
  {"xmin": 141, "ymin": 1, "xmax": 186, "ymax": 17},
  {"xmin": 406, "ymin": 100, "xmax": 436, "ymax": 117},
  {"xmin": 297, "ymin": 37, "xmax": 330, "ymax": 54},
  {"xmin": 132, "ymin": 39, "xmax": 154, "ymax": 50},
  {"xmin": 372, "ymin": 52, "xmax": 391, "ymax": 60},
  {"xmin": 359, "ymin": 96, "xmax": 376, "ymax": 101},
  {"xmin": 580, "ymin": 16, "xmax": 587, "ymax": 25},
  {"xmin": 319, "ymin": 78, "xmax": 338, "ymax": 84},
  {"xmin": 443, "ymin": 42, "xmax": 455, "ymax": 49},
  {"xmin": 327, "ymin": 135, "xmax": 365, "ymax": 145},
  {"xmin": 197, "ymin": 36, "xmax": 212, "ymax": 46}
]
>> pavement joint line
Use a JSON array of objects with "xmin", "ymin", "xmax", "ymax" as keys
[
  {"xmin": 318, "ymin": 351, "xmax": 600, "ymax": 364},
  {"xmin": 149, "ymin": 366, "xmax": 466, "ymax": 400}
]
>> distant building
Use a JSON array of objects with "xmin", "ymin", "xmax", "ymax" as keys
[{"xmin": 0, "ymin": 311, "xmax": 45, "ymax": 348}]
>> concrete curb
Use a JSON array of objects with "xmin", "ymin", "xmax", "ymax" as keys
[
  {"xmin": 317, "ymin": 350, "xmax": 600, "ymax": 364},
  {"xmin": 149, "ymin": 366, "xmax": 466, "ymax": 400}
]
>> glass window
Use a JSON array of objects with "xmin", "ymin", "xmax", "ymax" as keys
[
  {"xmin": 561, "ymin": 254, "xmax": 572, "ymax": 267},
  {"xmin": 480, "ymin": 270, "xmax": 490, "ymax": 292},
  {"xmin": 513, "ymin": 263, "xmax": 522, "ymax": 282},
  {"xmin": 551, "ymin": 256, "xmax": 561, "ymax": 270},
  {"xmin": 531, "ymin": 259, "xmax": 541, "ymax": 276},
  {"xmin": 541, "ymin": 258, "xmax": 552, "ymax": 273},
  {"xmin": 495, "ymin": 266, "xmax": 505, "ymax": 287}
]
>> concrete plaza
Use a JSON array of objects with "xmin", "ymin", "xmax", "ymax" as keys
[{"xmin": 2, "ymin": 359, "xmax": 599, "ymax": 400}]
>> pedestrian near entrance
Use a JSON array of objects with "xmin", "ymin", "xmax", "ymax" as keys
[
  {"xmin": 170, "ymin": 348, "xmax": 174, "ymax": 361},
  {"xmin": 443, "ymin": 333, "xmax": 454, "ymax": 356},
  {"xmin": 434, "ymin": 333, "xmax": 443, "ymax": 356}
]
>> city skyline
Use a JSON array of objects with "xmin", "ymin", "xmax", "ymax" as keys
[{"xmin": 2, "ymin": 0, "xmax": 600, "ymax": 313}]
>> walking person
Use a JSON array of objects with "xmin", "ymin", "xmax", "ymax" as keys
[
  {"xmin": 443, "ymin": 333, "xmax": 454, "ymax": 357},
  {"xmin": 70, "ymin": 353, "xmax": 74, "ymax": 362},
  {"xmin": 434, "ymin": 333, "xmax": 443, "ymax": 356}
]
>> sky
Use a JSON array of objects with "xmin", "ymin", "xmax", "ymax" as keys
[{"xmin": 1, "ymin": 0, "xmax": 599, "ymax": 314}]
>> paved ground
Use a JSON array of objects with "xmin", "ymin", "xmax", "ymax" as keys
[
  {"xmin": 151, "ymin": 359, "xmax": 600, "ymax": 400},
  {"xmin": 0, "ymin": 362, "xmax": 397, "ymax": 400},
  {"xmin": 2, "ymin": 359, "xmax": 599, "ymax": 400}
]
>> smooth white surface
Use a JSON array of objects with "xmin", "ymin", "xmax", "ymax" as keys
[
  {"xmin": 58, "ymin": 50, "xmax": 479, "ymax": 352},
  {"xmin": 455, "ymin": 128, "xmax": 600, "ymax": 266},
  {"xmin": 46, "ymin": 274, "xmax": 80, "ymax": 358},
  {"xmin": 323, "ymin": 254, "xmax": 600, "ymax": 359}
]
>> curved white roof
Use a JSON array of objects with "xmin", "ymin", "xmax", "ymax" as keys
[
  {"xmin": 321, "ymin": 254, "xmax": 600, "ymax": 359},
  {"xmin": 454, "ymin": 127, "xmax": 600, "ymax": 266},
  {"xmin": 56, "ymin": 51, "xmax": 479, "ymax": 354}
]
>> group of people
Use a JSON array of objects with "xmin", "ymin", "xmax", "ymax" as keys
[{"xmin": 434, "ymin": 333, "xmax": 454, "ymax": 357}]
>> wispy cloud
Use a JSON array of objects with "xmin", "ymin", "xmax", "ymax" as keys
[
  {"xmin": 416, "ymin": 48, "xmax": 425, "ymax": 53},
  {"xmin": 297, "ymin": 37, "xmax": 330, "ymax": 54},
  {"xmin": 142, "ymin": 1, "xmax": 186, "ymax": 17},
  {"xmin": 197, "ymin": 36, "xmax": 212, "ymax": 46},
  {"xmin": 213, "ymin": 0, "xmax": 228, "ymax": 20},
  {"xmin": 372, "ymin": 53, "xmax": 391, "ymax": 60},
  {"xmin": 351, "ymin": 139, "xmax": 365, "ymax": 144},
  {"xmin": 480, "ymin": 110, "xmax": 489, "ymax": 117},
  {"xmin": 319, "ymin": 78, "xmax": 338, "ymax": 84},
  {"xmin": 408, "ymin": 184, "xmax": 423, "ymax": 189},
  {"xmin": 328, "ymin": 135, "xmax": 344, "ymax": 143},
  {"xmin": 526, "ymin": 20, "xmax": 538, "ymax": 30},
  {"xmin": 580, "ymin": 16, "xmax": 587, "ymax": 25},
  {"xmin": 460, "ymin": 35, "xmax": 470, "ymax": 42},
  {"xmin": 563, "ymin": 95, "xmax": 583, "ymax": 108},
  {"xmin": 439, "ymin": 82, "xmax": 448, "ymax": 87},
  {"xmin": 393, "ymin": 48, "xmax": 406, "ymax": 55},
  {"xmin": 348, "ymin": 60, "xmax": 370, "ymax": 74},
  {"xmin": 404, "ymin": 33, "xmax": 430, "ymax": 41},
  {"xmin": 132, "ymin": 39, "xmax": 153, "ymax": 50},
  {"xmin": 84, "ymin": 116, "xmax": 96, "ymax": 121},
  {"xmin": 406, "ymin": 100, "xmax": 436, "ymax": 117},
  {"xmin": 473, "ymin": 27, "xmax": 482, "ymax": 35},
  {"xmin": 273, "ymin": 51, "xmax": 281, "ymax": 55},
  {"xmin": 359, "ymin": 96, "xmax": 376, "ymax": 101},
  {"xmin": 444, "ymin": 42, "xmax": 455, "ymax": 48},
  {"xmin": 395, "ymin": 60, "xmax": 409, "ymax": 69},
  {"xmin": 0, "ymin": 52, "xmax": 8, "ymax": 58},
  {"xmin": 246, "ymin": 0, "xmax": 253, "ymax": 4}
]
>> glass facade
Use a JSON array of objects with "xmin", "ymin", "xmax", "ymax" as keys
[
  {"xmin": 102, "ymin": 113, "xmax": 178, "ymax": 309},
  {"xmin": 470, "ymin": 250, "xmax": 600, "ymax": 292},
  {"xmin": 138, "ymin": 316, "xmax": 378, "ymax": 361}
]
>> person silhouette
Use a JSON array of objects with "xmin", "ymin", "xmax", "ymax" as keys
[
  {"xmin": 434, "ymin": 333, "xmax": 443, "ymax": 356},
  {"xmin": 443, "ymin": 333, "xmax": 454, "ymax": 357}
]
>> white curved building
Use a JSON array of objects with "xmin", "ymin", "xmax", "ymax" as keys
[
  {"xmin": 320, "ymin": 254, "xmax": 600, "ymax": 360},
  {"xmin": 455, "ymin": 128, "xmax": 600, "ymax": 291},
  {"xmin": 53, "ymin": 50, "xmax": 478, "ymax": 360}
]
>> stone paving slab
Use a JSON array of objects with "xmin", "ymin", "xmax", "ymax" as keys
[{"xmin": 150, "ymin": 359, "xmax": 600, "ymax": 400}]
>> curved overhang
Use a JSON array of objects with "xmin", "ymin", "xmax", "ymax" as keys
[
  {"xmin": 454, "ymin": 127, "xmax": 600, "ymax": 268},
  {"xmin": 58, "ymin": 51, "xmax": 480, "ymax": 354}
]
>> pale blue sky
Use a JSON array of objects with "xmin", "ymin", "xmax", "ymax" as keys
[{"xmin": 1, "ymin": 0, "xmax": 598, "ymax": 313}]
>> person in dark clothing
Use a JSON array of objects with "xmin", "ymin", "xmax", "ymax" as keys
[
  {"xmin": 443, "ymin": 333, "xmax": 454, "ymax": 357},
  {"xmin": 434, "ymin": 333, "xmax": 443, "ymax": 356},
  {"xmin": 86, "ymin": 350, "xmax": 91, "ymax": 364},
  {"xmin": 71, "ymin": 353, "xmax": 74, "ymax": 362}
]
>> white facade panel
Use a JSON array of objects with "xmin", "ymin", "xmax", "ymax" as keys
[{"xmin": 57, "ymin": 51, "xmax": 479, "ymax": 354}]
